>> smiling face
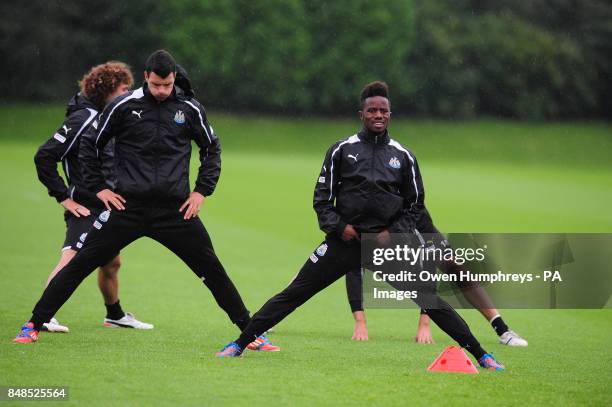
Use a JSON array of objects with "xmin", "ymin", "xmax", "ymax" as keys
[{"xmin": 359, "ymin": 96, "xmax": 391, "ymax": 134}]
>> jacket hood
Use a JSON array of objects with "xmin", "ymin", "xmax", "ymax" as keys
[
  {"xmin": 65, "ymin": 92, "xmax": 98, "ymax": 116},
  {"xmin": 175, "ymin": 64, "xmax": 195, "ymax": 98}
]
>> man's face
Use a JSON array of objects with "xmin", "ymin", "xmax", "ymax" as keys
[
  {"xmin": 105, "ymin": 83, "xmax": 130, "ymax": 105},
  {"xmin": 359, "ymin": 96, "xmax": 391, "ymax": 134},
  {"xmin": 145, "ymin": 71, "xmax": 175, "ymax": 102}
]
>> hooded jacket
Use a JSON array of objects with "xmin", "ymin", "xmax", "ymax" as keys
[{"xmin": 34, "ymin": 93, "xmax": 113, "ymax": 208}]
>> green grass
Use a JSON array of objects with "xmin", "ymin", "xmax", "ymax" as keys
[
  {"xmin": 0, "ymin": 107, "xmax": 611, "ymax": 406},
  {"xmin": 2, "ymin": 104, "xmax": 611, "ymax": 168}
]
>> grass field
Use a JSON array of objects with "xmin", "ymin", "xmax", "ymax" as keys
[{"xmin": 0, "ymin": 106, "xmax": 611, "ymax": 406}]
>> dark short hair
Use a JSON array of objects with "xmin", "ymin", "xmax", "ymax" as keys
[
  {"xmin": 145, "ymin": 50, "xmax": 176, "ymax": 78},
  {"xmin": 360, "ymin": 81, "xmax": 390, "ymax": 107}
]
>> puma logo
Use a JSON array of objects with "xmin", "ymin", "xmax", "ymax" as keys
[
  {"xmin": 132, "ymin": 110, "xmax": 143, "ymax": 119},
  {"xmin": 348, "ymin": 154, "xmax": 359, "ymax": 162},
  {"xmin": 62, "ymin": 125, "xmax": 71, "ymax": 134}
]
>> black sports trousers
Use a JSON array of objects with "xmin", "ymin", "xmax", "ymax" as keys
[
  {"xmin": 31, "ymin": 203, "xmax": 250, "ymax": 330},
  {"xmin": 345, "ymin": 208, "xmax": 494, "ymax": 312},
  {"xmin": 235, "ymin": 234, "xmax": 487, "ymax": 359}
]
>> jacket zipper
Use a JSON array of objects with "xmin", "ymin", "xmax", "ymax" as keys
[
  {"xmin": 154, "ymin": 104, "xmax": 160, "ymax": 191},
  {"xmin": 370, "ymin": 135, "xmax": 378, "ymax": 180}
]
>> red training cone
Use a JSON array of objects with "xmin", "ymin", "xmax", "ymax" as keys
[{"xmin": 427, "ymin": 345, "xmax": 479, "ymax": 374}]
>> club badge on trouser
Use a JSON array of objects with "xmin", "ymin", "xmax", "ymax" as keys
[
  {"xmin": 310, "ymin": 243, "xmax": 328, "ymax": 263},
  {"xmin": 99, "ymin": 210, "xmax": 110, "ymax": 223},
  {"xmin": 92, "ymin": 210, "xmax": 111, "ymax": 231}
]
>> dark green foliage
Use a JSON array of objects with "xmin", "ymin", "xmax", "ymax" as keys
[
  {"xmin": 1, "ymin": 0, "xmax": 609, "ymax": 119},
  {"xmin": 411, "ymin": 1, "xmax": 603, "ymax": 118}
]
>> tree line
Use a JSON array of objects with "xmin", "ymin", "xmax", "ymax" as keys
[{"xmin": 2, "ymin": 0, "xmax": 610, "ymax": 119}]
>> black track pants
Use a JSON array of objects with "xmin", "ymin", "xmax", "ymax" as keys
[
  {"xmin": 235, "ymin": 235, "xmax": 486, "ymax": 359},
  {"xmin": 31, "ymin": 205, "xmax": 250, "ymax": 329}
]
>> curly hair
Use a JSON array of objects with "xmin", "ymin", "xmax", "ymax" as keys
[
  {"xmin": 79, "ymin": 61, "xmax": 134, "ymax": 110},
  {"xmin": 360, "ymin": 81, "xmax": 390, "ymax": 107}
]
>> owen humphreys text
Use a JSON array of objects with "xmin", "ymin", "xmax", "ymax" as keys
[{"xmin": 369, "ymin": 244, "xmax": 563, "ymax": 301}]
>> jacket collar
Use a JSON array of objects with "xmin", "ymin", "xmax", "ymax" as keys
[
  {"xmin": 357, "ymin": 127, "xmax": 390, "ymax": 144},
  {"xmin": 142, "ymin": 81, "xmax": 179, "ymax": 103}
]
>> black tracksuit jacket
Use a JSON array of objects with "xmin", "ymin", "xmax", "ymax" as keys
[
  {"xmin": 313, "ymin": 128, "xmax": 425, "ymax": 236},
  {"xmin": 79, "ymin": 84, "xmax": 220, "ymax": 204},
  {"xmin": 34, "ymin": 94, "xmax": 113, "ymax": 209}
]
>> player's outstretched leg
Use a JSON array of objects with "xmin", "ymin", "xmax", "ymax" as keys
[
  {"xmin": 419, "ymin": 298, "xmax": 505, "ymax": 371},
  {"xmin": 148, "ymin": 213, "xmax": 251, "ymax": 328},
  {"xmin": 148, "ymin": 211, "xmax": 284, "ymax": 352},
  {"xmin": 217, "ymin": 237, "xmax": 360, "ymax": 357},
  {"xmin": 14, "ymin": 249, "xmax": 113, "ymax": 343},
  {"xmin": 39, "ymin": 248, "xmax": 76, "ymax": 333},
  {"xmin": 13, "ymin": 210, "xmax": 142, "ymax": 343},
  {"xmin": 414, "ymin": 310, "xmax": 528, "ymax": 347},
  {"xmin": 439, "ymin": 260, "xmax": 528, "ymax": 347}
]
